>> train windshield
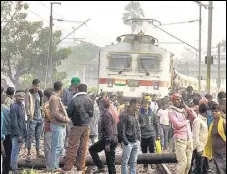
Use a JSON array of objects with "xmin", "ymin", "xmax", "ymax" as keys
[
  {"xmin": 108, "ymin": 54, "xmax": 131, "ymax": 70},
  {"xmin": 138, "ymin": 55, "xmax": 161, "ymax": 71}
]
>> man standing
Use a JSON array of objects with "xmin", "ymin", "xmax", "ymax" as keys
[
  {"xmin": 89, "ymin": 99, "xmax": 118, "ymax": 174},
  {"xmin": 139, "ymin": 99, "xmax": 160, "ymax": 171},
  {"xmin": 61, "ymin": 77, "xmax": 81, "ymax": 155},
  {"xmin": 190, "ymin": 104, "xmax": 209, "ymax": 174},
  {"xmin": 157, "ymin": 99, "xmax": 170, "ymax": 152},
  {"xmin": 43, "ymin": 88, "xmax": 53, "ymax": 172},
  {"xmin": 25, "ymin": 79, "xmax": 44, "ymax": 161},
  {"xmin": 120, "ymin": 98, "xmax": 141, "ymax": 174},
  {"xmin": 63, "ymin": 84, "xmax": 93, "ymax": 173},
  {"xmin": 150, "ymin": 94, "xmax": 159, "ymax": 115},
  {"xmin": 61, "ymin": 77, "xmax": 81, "ymax": 107},
  {"xmin": 168, "ymin": 93, "xmax": 197, "ymax": 174},
  {"xmin": 203, "ymin": 103, "xmax": 226, "ymax": 174},
  {"xmin": 10, "ymin": 90, "xmax": 27, "ymax": 174},
  {"xmin": 88, "ymin": 93, "xmax": 100, "ymax": 145},
  {"xmin": 5, "ymin": 87, "xmax": 15, "ymax": 109},
  {"xmin": 49, "ymin": 81, "xmax": 70, "ymax": 173},
  {"xmin": 219, "ymin": 98, "xmax": 226, "ymax": 119},
  {"xmin": 1, "ymin": 94, "xmax": 12, "ymax": 174}
]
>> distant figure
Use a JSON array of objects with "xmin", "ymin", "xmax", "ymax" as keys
[
  {"xmin": 217, "ymin": 91, "xmax": 226, "ymax": 104},
  {"xmin": 5, "ymin": 87, "xmax": 15, "ymax": 109}
]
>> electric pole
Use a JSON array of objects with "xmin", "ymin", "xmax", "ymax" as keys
[
  {"xmin": 47, "ymin": 2, "xmax": 61, "ymax": 87},
  {"xmin": 198, "ymin": 5, "xmax": 202, "ymax": 92},
  {"xmin": 217, "ymin": 43, "xmax": 221, "ymax": 92},
  {"xmin": 193, "ymin": 1, "xmax": 208, "ymax": 93},
  {"xmin": 206, "ymin": 1, "xmax": 213, "ymax": 94}
]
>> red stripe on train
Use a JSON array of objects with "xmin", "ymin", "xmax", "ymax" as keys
[{"xmin": 99, "ymin": 78, "xmax": 169, "ymax": 87}]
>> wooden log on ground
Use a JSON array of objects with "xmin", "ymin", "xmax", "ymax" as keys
[{"xmin": 18, "ymin": 153, "xmax": 177, "ymax": 169}]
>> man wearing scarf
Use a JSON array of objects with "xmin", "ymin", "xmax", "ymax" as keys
[
  {"xmin": 168, "ymin": 93, "xmax": 197, "ymax": 174},
  {"xmin": 139, "ymin": 99, "xmax": 160, "ymax": 171}
]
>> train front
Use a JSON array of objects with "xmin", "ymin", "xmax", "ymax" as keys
[{"xmin": 98, "ymin": 32, "xmax": 172, "ymax": 98}]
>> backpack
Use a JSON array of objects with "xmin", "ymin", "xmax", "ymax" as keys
[{"xmin": 117, "ymin": 112, "xmax": 127, "ymax": 143}]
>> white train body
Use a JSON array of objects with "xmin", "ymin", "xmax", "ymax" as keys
[
  {"xmin": 98, "ymin": 34, "xmax": 172, "ymax": 98},
  {"xmin": 97, "ymin": 33, "xmax": 223, "ymax": 98}
]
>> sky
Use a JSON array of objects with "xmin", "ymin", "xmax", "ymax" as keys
[{"xmin": 26, "ymin": 1, "xmax": 226, "ymax": 58}]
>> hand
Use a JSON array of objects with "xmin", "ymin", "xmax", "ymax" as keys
[
  {"xmin": 18, "ymin": 136, "xmax": 23, "ymax": 143},
  {"xmin": 1, "ymin": 142, "xmax": 6, "ymax": 158},
  {"xmin": 105, "ymin": 144, "xmax": 110, "ymax": 152},
  {"xmin": 65, "ymin": 117, "xmax": 70, "ymax": 123},
  {"xmin": 196, "ymin": 150, "xmax": 203, "ymax": 156}
]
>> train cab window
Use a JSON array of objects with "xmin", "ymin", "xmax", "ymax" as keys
[
  {"xmin": 108, "ymin": 54, "xmax": 131, "ymax": 70},
  {"xmin": 138, "ymin": 55, "xmax": 161, "ymax": 71}
]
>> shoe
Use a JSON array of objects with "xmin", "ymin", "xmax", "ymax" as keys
[{"xmin": 93, "ymin": 168, "xmax": 106, "ymax": 173}]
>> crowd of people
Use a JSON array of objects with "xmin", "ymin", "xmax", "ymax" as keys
[{"xmin": 1, "ymin": 77, "xmax": 226, "ymax": 174}]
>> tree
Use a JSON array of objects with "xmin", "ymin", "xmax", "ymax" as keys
[
  {"xmin": 122, "ymin": 1, "xmax": 145, "ymax": 33},
  {"xmin": 58, "ymin": 41, "xmax": 100, "ymax": 79},
  {"xmin": 1, "ymin": 1, "xmax": 71, "ymax": 88}
]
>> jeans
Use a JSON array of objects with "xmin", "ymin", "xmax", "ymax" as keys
[
  {"xmin": 3, "ymin": 134, "xmax": 12, "ymax": 174},
  {"xmin": 64, "ymin": 126, "xmax": 90, "ymax": 171},
  {"xmin": 89, "ymin": 136, "xmax": 118, "ymax": 174},
  {"xmin": 44, "ymin": 131, "xmax": 52, "ymax": 171},
  {"xmin": 121, "ymin": 141, "xmax": 140, "ymax": 174},
  {"xmin": 50, "ymin": 124, "xmax": 66, "ymax": 170},
  {"xmin": 175, "ymin": 138, "xmax": 193, "ymax": 174},
  {"xmin": 11, "ymin": 137, "xmax": 23, "ymax": 171},
  {"xmin": 27, "ymin": 120, "xmax": 43, "ymax": 150},
  {"xmin": 160, "ymin": 125, "xmax": 170, "ymax": 150}
]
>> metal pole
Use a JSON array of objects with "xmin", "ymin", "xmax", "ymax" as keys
[
  {"xmin": 198, "ymin": 5, "xmax": 202, "ymax": 92},
  {"xmin": 217, "ymin": 43, "xmax": 221, "ymax": 92},
  {"xmin": 48, "ymin": 3, "xmax": 53, "ymax": 86},
  {"xmin": 48, "ymin": 2, "xmax": 61, "ymax": 86},
  {"xmin": 206, "ymin": 1, "xmax": 213, "ymax": 94}
]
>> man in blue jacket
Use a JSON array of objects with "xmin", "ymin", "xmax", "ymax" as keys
[{"xmin": 10, "ymin": 90, "xmax": 27, "ymax": 174}]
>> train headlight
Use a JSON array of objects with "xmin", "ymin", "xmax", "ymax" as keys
[
  {"xmin": 108, "ymin": 78, "xmax": 113, "ymax": 87},
  {"xmin": 153, "ymin": 81, "xmax": 159, "ymax": 90}
]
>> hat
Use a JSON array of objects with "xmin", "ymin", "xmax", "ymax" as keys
[{"xmin": 71, "ymin": 77, "xmax": 81, "ymax": 86}]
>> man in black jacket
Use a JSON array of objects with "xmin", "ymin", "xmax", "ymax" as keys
[
  {"xmin": 10, "ymin": 90, "xmax": 27, "ymax": 174},
  {"xmin": 63, "ymin": 84, "xmax": 93, "ymax": 173},
  {"xmin": 139, "ymin": 99, "xmax": 160, "ymax": 171},
  {"xmin": 120, "ymin": 98, "xmax": 141, "ymax": 174},
  {"xmin": 89, "ymin": 99, "xmax": 118, "ymax": 174}
]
